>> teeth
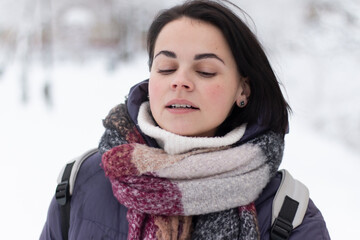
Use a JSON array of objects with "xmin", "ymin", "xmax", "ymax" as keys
[{"xmin": 171, "ymin": 104, "xmax": 193, "ymax": 108}]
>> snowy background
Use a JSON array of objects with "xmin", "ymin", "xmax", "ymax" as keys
[{"xmin": 0, "ymin": 0, "xmax": 359, "ymax": 239}]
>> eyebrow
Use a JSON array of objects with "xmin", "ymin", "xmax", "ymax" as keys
[
  {"xmin": 155, "ymin": 50, "xmax": 177, "ymax": 59},
  {"xmin": 154, "ymin": 50, "xmax": 225, "ymax": 65},
  {"xmin": 194, "ymin": 53, "xmax": 225, "ymax": 64}
]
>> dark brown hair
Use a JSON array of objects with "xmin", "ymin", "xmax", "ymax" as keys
[{"xmin": 147, "ymin": 0, "xmax": 291, "ymax": 136}]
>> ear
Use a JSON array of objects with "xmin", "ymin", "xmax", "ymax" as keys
[{"xmin": 236, "ymin": 77, "xmax": 251, "ymax": 107}]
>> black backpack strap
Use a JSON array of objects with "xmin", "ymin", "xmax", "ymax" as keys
[
  {"xmin": 56, "ymin": 162, "xmax": 74, "ymax": 240},
  {"xmin": 270, "ymin": 169, "xmax": 309, "ymax": 240},
  {"xmin": 270, "ymin": 196, "xmax": 299, "ymax": 240},
  {"xmin": 55, "ymin": 148, "xmax": 98, "ymax": 240}
]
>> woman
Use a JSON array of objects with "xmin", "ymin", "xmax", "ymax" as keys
[{"xmin": 41, "ymin": 0, "xmax": 330, "ymax": 239}]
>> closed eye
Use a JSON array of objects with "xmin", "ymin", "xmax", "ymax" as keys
[
  {"xmin": 158, "ymin": 69, "xmax": 176, "ymax": 75},
  {"xmin": 197, "ymin": 71, "xmax": 217, "ymax": 78}
]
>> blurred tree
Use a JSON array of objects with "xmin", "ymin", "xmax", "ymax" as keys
[
  {"xmin": 1, "ymin": 0, "xmax": 168, "ymax": 104},
  {"xmin": 17, "ymin": 0, "xmax": 35, "ymax": 103},
  {"xmin": 40, "ymin": 0, "xmax": 54, "ymax": 107}
]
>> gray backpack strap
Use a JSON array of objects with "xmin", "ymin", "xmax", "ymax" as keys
[
  {"xmin": 270, "ymin": 169, "xmax": 309, "ymax": 240},
  {"xmin": 56, "ymin": 148, "xmax": 99, "ymax": 196},
  {"xmin": 55, "ymin": 148, "xmax": 98, "ymax": 240}
]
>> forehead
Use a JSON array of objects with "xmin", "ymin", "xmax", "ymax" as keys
[{"xmin": 154, "ymin": 17, "xmax": 231, "ymax": 55}]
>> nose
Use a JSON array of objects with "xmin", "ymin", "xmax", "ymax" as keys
[{"xmin": 171, "ymin": 72, "xmax": 194, "ymax": 91}]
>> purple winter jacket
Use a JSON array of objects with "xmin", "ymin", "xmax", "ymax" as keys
[{"xmin": 40, "ymin": 80, "xmax": 331, "ymax": 240}]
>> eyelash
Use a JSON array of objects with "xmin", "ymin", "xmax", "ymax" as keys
[
  {"xmin": 197, "ymin": 71, "xmax": 217, "ymax": 78},
  {"xmin": 157, "ymin": 69, "xmax": 217, "ymax": 78},
  {"xmin": 157, "ymin": 69, "xmax": 175, "ymax": 75}
]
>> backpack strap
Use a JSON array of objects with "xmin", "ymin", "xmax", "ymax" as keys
[
  {"xmin": 270, "ymin": 169, "xmax": 309, "ymax": 240},
  {"xmin": 55, "ymin": 148, "xmax": 98, "ymax": 240}
]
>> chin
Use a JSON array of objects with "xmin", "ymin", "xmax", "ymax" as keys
[
  {"xmin": 162, "ymin": 124, "xmax": 215, "ymax": 137},
  {"xmin": 165, "ymin": 127, "xmax": 195, "ymax": 137},
  {"xmin": 173, "ymin": 129, "xmax": 214, "ymax": 138}
]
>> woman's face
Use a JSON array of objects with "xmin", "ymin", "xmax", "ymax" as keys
[{"xmin": 149, "ymin": 17, "xmax": 249, "ymax": 137}]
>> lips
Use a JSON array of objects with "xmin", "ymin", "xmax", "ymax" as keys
[{"xmin": 165, "ymin": 99, "xmax": 199, "ymax": 110}]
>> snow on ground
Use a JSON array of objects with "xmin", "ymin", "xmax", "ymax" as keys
[{"xmin": 0, "ymin": 54, "xmax": 359, "ymax": 239}]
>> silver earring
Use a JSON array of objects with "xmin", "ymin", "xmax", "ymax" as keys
[{"xmin": 239, "ymin": 101, "xmax": 245, "ymax": 107}]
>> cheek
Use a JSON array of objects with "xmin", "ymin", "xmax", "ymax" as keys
[
  {"xmin": 204, "ymin": 84, "xmax": 236, "ymax": 111},
  {"xmin": 148, "ymin": 80, "xmax": 161, "ymax": 121},
  {"xmin": 204, "ymin": 84, "xmax": 226, "ymax": 102},
  {"xmin": 148, "ymin": 78, "xmax": 161, "ymax": 101}
]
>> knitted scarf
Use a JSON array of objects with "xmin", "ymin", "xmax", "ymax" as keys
[{"xmin": 99, "ymin": 103, "xmax": 284, "ymax": 240}]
